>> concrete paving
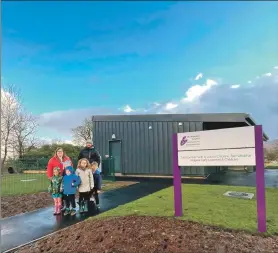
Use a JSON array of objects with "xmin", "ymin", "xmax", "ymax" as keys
[{"xmin": 1, "ymin": 182, "xmax": 171, "ymax": 253}]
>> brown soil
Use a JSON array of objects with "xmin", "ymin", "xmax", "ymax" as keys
[
  {"xmin": 1, "ymin": 192, "xmax": 53, "ymax": 218},
  {"xmin": 15, "ymin": 216, "xmax": 278, "ymax": 253},
  {"xmin": 1, "ymin": 181, "xmax": 137, "ymax": 218}
]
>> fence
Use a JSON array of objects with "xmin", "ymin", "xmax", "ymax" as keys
[
  {"xmin": 1, "ymin": 157, "xmax": 116, "ymax": 196},
  {"xmin": 101, "ymin": 157, "xmax": 116, "ymax": 181}
]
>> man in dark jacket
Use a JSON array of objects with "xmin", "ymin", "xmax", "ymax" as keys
[{"xmin": 78, "ymin": 140, "xmax": 101, "ymax": 166}]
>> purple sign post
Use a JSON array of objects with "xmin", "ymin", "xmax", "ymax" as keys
[
  {"xmin": 172, "ymin": 125, "xmax": 267, "ymax": 233},
  {"xmin": 172, "ymin": 133, "xmax": 182, "ymax": 217},
  {"xmin": 254, "ymin": 125, "xmax": 266, "ymax": 233}
]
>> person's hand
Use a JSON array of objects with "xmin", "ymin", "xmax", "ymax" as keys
[{"xmin": 97, "ymin": 190, "xmax": 101, "ymax": 194}]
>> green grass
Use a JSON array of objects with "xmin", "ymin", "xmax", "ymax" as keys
[
  {"xmin": 94, "ymin": 184, "xmax": 278, "ymax": 235},
  {"xmin": 1, "ymin": 173, "xmax": 49, "ymax": 196},
  {"xmin": 265, "ymin": 163, "xmax": 278, "ymax": 169},
  {"xmin": 0, "ymin": 173, "xmax": 124, "ymax": 196}
]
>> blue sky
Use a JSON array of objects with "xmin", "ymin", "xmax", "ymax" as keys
[{"xmin": 2, "ymin": 1, "xmax": 278, "ymax": 140}]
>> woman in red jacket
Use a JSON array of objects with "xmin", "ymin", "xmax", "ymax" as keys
[
  {"xmin": 47, "ymin": 147, "xmax": 73, "ymax": 211},
  {"xmin": 47, "ymin": 147, "xmax": 73, "ymax": 179}
]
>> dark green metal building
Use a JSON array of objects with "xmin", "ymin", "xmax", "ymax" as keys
[{"xmin": 92, "ymin": 113, "xmax": 268, "ymax": 177}]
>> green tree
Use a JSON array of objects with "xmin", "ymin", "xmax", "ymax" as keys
[{"xmin": 23, "ymin": 143, "xmax": 82, "ymax": 160}]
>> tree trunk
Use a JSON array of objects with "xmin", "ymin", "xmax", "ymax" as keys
[{"xmin": 1, "ymin": 137, "xmax": 9, "ymax": 169}]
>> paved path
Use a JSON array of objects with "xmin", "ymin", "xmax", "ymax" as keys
[
  {"xmin": 1, "ymin": 182, "xmax": 171, "ymax": 252},
  {"xmin": 208, "ymin": 169, "xmax": 278, "ymax": 188},
  {"xmin": 2, "ymin": 170, "xmax": 277, "ymax": 252}
]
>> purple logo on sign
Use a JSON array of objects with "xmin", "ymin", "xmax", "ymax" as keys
[{"xmin": 180, "ymin": 136, "xmax": 188, "ymax": 146}]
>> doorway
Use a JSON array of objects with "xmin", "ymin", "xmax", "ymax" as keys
[{"xmin": 109, "ymin": 140, "xmax": 122, "ymax": 173}]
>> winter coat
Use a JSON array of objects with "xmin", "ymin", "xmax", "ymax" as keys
[
  {"xmin": 78, "ymin": 147, "xmax": 100, "ymax": 165},
  {"xmin": 62, "ymin": 166, "xmax": 81, "ymax": 195},
  {"xmin": 47, "ymin": 156, "xmax": 72, "ymax": 178},
  {"xmin": 48, "ymin": 175, "xmax": 63, "ymax": 194},
  {"xmin": 93, "ymin": 168, "xmax": 102, "ymax": 191},
  {"xmin": 76, "ymin": 168, "xmax": 94, "ymax": 192}
]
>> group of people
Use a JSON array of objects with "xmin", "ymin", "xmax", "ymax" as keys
[{"xmin": 47, "ymin": 140, "xmax": 102, "ymax": 216}]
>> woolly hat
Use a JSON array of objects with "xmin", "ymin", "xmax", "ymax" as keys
[
  {"xmin": 53, "ymin": 167, "xmax": 61, "ymax": 174},
  {"xmin": 65, "ymin": 166, "xmax": 74, "ymax": 174}
]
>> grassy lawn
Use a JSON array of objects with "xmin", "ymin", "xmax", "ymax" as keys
[
  {"xmin": 1, "ymin": 173, "xmax": 49, "ymax": 196},
  {"xmin": 265, "ymin": 163, "xmax": 278, "ymax": 169},
  {"xmin": 95, "ymin": 184, "xmax": 278, "ymax": 235},
  {"xmin": 1, "ymin": 173, "xmax": 133, "ymax": 196}
]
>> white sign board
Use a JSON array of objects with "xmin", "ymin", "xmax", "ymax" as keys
[
  {"xmin": 178, "ymin": 148, "xmax": 255, "ymax": 166},
  {"xmin": 177, "ymin": 126, "xmax": 256, "ymax": 167},
  {"xmin": 177, "ymin": 126, "xmax": 255, "ymax": 151}
]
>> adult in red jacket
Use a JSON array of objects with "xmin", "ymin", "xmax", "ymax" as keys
[
  {"xmin": 47, "ymin": 147, "xmax": 73, "ymax": 179},
  {"xmin": 47, "ymin": 147, "xmax": 73, "ymax": 211}
]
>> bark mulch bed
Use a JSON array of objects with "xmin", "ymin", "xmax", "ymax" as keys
[
  {"xmin": 1, "ymin": 181, "xmax": 137, "ymax": 218},
  {"xmin": 1, "ymin": 192, "xmax": 53, "ymax": 218},
  {"xmin": 14, "ymin": 216, "xmax": 278, "ymax": 253}
]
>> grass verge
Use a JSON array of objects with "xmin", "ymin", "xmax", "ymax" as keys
[
  {"xmin": 1, "ymin": 173, "xmax": 49, "ymax": 196},
  {"xmin": 1, "ymin": 173, "xmax": 135, "ymax": 196},
  {"xmin": 94, "ymin": 184, "xmax": 278, "ymax": 235},
  {"xmin": 265, "ymin": 163, "xmax": 278, "ymax": 170}
]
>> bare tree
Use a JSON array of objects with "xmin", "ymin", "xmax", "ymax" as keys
[
  {"xmin": 71, "ymin": 117, "xmax": 93, "ymax": 146},
  {"xmin": 1, "ymin": 85, "xmax": 21, "ymax": 167},
  {"xmin": 1, "ymin": 84, "xmax": 39, "ymax": 166},
  {"xmin": 12, "ymin": 111, "xmax": 39, "ymax": 158},
  {"xmin": 264, "ymin": 147, "xmax": 278, "ymax": 163}
]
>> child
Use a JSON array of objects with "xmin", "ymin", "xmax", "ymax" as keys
[
  {"xmin": 76, "ymin": 158, "xmax": 94, "ymax": 213},
  {"xmin": 91, "ymin": 161, "xmax": 102, "ymax": 209},
  {"xmin": 48, "ymin": 167, "xmax": 63, "ymax": 215},
  {"xmin": 61, "ymin": 166, "xmax": 81, "ymax": 216}
]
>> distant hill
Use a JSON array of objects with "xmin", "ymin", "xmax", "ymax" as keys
[{"xmin": 264, "ymin": 139, "xmax": 278, "ymax": 150}]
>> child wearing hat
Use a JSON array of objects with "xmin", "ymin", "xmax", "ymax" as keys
[
  {"xmin": 48, "ymin": 167, "xmax": 63, "ymax": 215},
  {"xmin": 61, "ymin": 166, "xmax": 81, "ymax": 216}
]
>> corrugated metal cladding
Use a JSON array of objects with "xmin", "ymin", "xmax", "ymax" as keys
[{"xmin": 93, "ymin": 120, "xmax": 207, "ymax": 176}]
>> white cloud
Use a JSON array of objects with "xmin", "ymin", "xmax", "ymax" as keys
[
  {"xmin": 1, "ymin": 88, "xmax": 18, "ymax": 108},
  {"xmin": 194, "ymin": 73, "xmax": 203, "ymax": 80},
  {"xmin": 38, "ymin": 66, "xmax": 278, "ymax": 140},
  {"xmin": 122, "ymin": 105, "xmax": 135, "ymax": 113},
  {"xmin": 165, "ymin": 102, "xmax": 178, "ymax": 110},
  {"xmin": 38, "ymin": 137, "xmax": 73, "ymax": 145},
  {"xmin": 248, "ymin": 81, "xmax": 252, "ymax": 84},
  {"xmin": 38, "ymin": 107, "xmax": 115, "ymax": 136},
  {"xmin": 274, "ymin": 66, "xmax": 278, "ymax": 69},
  {"xmin": 181, "ymin": 79, "xmax": 218, "ymax": 103},
  {"xmin": 263, "ymin": 73, "xmax": 272, "ymax": 76},
  {"xmin": 230, "ymin": 84, "xmax": 240, "ymax": 89}
]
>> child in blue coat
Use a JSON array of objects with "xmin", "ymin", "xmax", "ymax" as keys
[
  {"xmin": 61, "ymin": 166, "xmax": 81, "ymax": 216},
  {"xmin": 91, "ymin": 161, "xmax": 102, "ymax": 209}
]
